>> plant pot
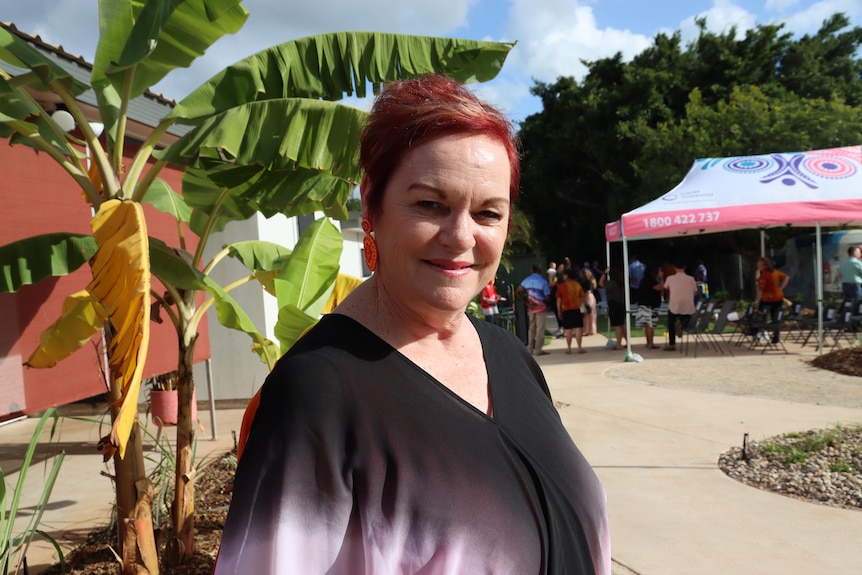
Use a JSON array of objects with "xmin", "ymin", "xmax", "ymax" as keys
[{"xmin": 150, "ymin": 389, "xmax": 197, "ymax": 427}]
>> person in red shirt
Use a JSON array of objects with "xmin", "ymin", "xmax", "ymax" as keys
[
  {"xmin": 480, "ymin": 279, "xmax": 503, "ymax": 324},
  {"xmin": 754, "ymin": 256, "xmax": 789, "ymax": 344}
]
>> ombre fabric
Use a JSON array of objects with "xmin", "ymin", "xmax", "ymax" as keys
[{"xmin": 214, "ymin": 314, "xmax": 610, "ymax": 575}]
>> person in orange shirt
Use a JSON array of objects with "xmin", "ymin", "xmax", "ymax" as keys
[
  {"xmin": 754, "ymin": 256, "xmax": 789, "ymax": 344},
  {"xmin": 556, "ymin": 268, "xmax": 586, "ymax": 354}
]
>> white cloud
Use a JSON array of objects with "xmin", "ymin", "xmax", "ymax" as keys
[
  {"xmin": 765, "ymin": 0, "xmax": 802, "ymax": 11},
  {"xmin": 505, "ymin": 0, "xmax": 652, "ymax": 82},
  {"xmin": 775, "ymin": 0, "xmax": 862, "ymax": 34},
  {"xmin": 676, "ymin": 0, "xmax": 757, "ymax": 44}
]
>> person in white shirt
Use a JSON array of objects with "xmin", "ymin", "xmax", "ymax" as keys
[{"xmin": 662, "ymin": 260, "xmax": 697, "ymax": 351}]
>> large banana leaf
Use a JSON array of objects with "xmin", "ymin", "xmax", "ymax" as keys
[
  {"xmin": 25, "ymin": 290, "xmax": 108, "ymax": 368},
  {"xmin": 156, "ymin": 98, "xmax": 366, "ymax": 181},
  {"xmin": 0, "ymin": 233, "xmax": 98, "ymax": 293},
  {"xmin": 169, "ymin": 32, "xmax": 514, "ymax": 123},
  {"xmin": 182, "ymin": 164, "xmax": 351, "ymax": 237},
  {"xmin": 93, "ymin": 0, "xmax": 248, "ymax": 100},
  {"xmin": 87, "ymin": 200, "xmax": 151, "ymax": 459},
  {"xmin": 272, "ymin": 218, "xmax": 342, "ymax": 313}
]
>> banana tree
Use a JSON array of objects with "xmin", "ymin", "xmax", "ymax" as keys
[{"xmin": 0, "ymin": 1, "xmax": 513, "ymax": 569}]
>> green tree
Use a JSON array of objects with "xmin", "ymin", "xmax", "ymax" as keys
[
  {"xmin": 0, "ymin": 1, "xmax": 512, "ymax": 570},
  {"xmin": 518, "ymin": 13, "xmax": 862, "ymax": 263}
]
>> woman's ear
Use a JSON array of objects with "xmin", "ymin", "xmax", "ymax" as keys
[{"xmin": 359, "ymin": 175, "xmax": 373, "ymax": 222}]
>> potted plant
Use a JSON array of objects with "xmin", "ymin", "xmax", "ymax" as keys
[{"xmin": 148, "ymin": 371, "xmax": 196, "ymax": 429}]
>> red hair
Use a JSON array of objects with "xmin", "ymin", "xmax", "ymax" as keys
[{"xmin": 359, "ymin": 74, "xmax": 520, "ymax": 219}]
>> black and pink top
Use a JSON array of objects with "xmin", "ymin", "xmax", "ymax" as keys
[{"xmin": 214, "ymin": 314, "xmax": 610, "ymax": 574}]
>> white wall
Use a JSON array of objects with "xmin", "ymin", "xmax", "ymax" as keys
[{"xmin": 203, "ymin": 213, "xmax": 365, "ymax": 401}]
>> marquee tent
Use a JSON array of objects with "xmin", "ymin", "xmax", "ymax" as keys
[{"xmin": 604, "ymin": 145, "xmax": 862, "ymax": 357}]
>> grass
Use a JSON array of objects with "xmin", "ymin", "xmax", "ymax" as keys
[{"xmin": 761, "ymin": 427, "xmax": 843, "ymax": 466}]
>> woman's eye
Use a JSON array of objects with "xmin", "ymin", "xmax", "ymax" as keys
[
  {"xmin": 475, "ymin": 210, "xmax": 503, "ymax": 223},
  {"xmin": 417, "ymin": 201, "xmax": 441, "ymax": 210}
]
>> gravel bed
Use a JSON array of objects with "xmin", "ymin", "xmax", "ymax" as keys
[{"xmin": 718, "ymin": 425, "xmax": 862, "ymax": 510}]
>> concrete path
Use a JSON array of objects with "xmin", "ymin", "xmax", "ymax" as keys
[{"xmin": 3, "ymin": 330, "xmax": 861, "ymax": 574}]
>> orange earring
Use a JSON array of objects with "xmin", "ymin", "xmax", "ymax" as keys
[{"xmin": 362, "ymin": 218, "xmax": 378, "ymax": 272}]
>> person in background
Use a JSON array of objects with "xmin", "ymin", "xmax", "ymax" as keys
[
  {"xmin": 580, "ymin": 267, "xmax": 598, "ymax": 336},
  {"xmin": 213, "ymin": 74, "xmax": 610, "ymax": 575},
  {"xmin": 594, "ymin": 260, "xmax": 607, "ymax": 305},
  {"xmin": 636, "ymin": 265, "xmax": 664, "ymax": 350},
  {"xmin": 557, "ymin": 267, "xmax": 586, "ymax": 354},
  {"xmin": 694, "ymin": 259, "xmax": 709, "ymax": 302},
  {"xmin": 518, "ymin": 264, "xmax": 552, "ymax": 356},
  {"xmin": 628, "ymin": 254, "xmax": 646, "ymax": 293},
  {"xmin": 480, "ymin": 278, "xmax": 503, "ymax": 324},
  {"xmin": 836, "ymin": 245, "xmax": 862, "ymax": 306},
  {"xmin": 662, "ymin": 260, "xmax": 697, "ymax": 351},
  {"xmin": 600, "ymin": 267, "xmax": 628, "ymax": 350},
  {"xmin": 547, "ymin": 261, "xmax": 558, "ymax": 284},
  {"xmin": 754, "ymin": 256, "xmax": 790, "ymax": 344},
  {"xmin": 550, "ymin": 260, "xmax": 567, "ymax": 338}
]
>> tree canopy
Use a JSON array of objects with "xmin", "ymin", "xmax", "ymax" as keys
[{"xmin": 517, "ymin": 13, "xmax": 862, "ymax": 264}]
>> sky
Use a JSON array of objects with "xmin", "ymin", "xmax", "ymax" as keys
[{"xmin": 4, "ymin": 0, "xmax": 861, "ymax": 123}]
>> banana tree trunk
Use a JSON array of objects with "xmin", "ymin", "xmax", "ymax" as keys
[
  {"xmin": 110, "ymin": 378, "xmax": 160, "ymax": 574},
  {"xmin": 167, "ymin": 335, "xmax": 197, "ymax": 564}
]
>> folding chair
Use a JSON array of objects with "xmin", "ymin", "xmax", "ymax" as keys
[
  {"xmin": 728, "ymin": 303, "xmax": 757, "ymax": 347},
  {"xmin": 750, "ymin": 308, "xmax": 788, "ymax": 354},
  {"xmin": 700, "ymin": 300, "xmax": 737, "ymax": 357},
  {"xmin": 821, "ymin": 301, "xmax": 857, "ymax": 351},
  {"xmin": 783, "ymin": 301, "xmax": 805, "ymax": 343},
  {"xmin": 798, "ymin": 305, "xmax": 837, "ymax": 348},
  {"xmin": 682, "ymin": 300, "xmax": 715, "ymax": 356}
]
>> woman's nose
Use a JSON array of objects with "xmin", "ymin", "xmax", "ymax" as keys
[{"xmin": 439, "ymin": 211, "xmax": 475, "ymax": 249}]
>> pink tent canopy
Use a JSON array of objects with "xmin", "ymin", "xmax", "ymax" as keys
[
  {"xmin": 606, "ymin": 145, "xmax": 862, "ymax": 242},
  {"xmin": 604, "ymin": 145, "xmax": 862, "ymax": 357}
]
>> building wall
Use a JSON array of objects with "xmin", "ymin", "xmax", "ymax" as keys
[{"xmin": 0, "ymin": 140, "xmax": 211, "ymax": 420}]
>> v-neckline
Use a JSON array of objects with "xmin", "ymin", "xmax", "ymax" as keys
[{"xmin": 327, "ymin": 313, "xmax": 497, "ymax": 421}]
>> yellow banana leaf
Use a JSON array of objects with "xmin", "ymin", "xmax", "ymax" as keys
[
  {"xmin": 321, "ymin": 273, "xmax": 364, "ymax": 314},
  {"xmin": 87, "ymin": 199, "xmax": 151, "ymax": 459},
  {"xmin": 25, "ymin": 290, "xmax": 108, "ymax": 368}
]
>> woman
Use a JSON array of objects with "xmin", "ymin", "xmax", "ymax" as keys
[
  {"xmin": 557, "ymin": 267, "xmax": 587, "ymax": 354},
  {"xmin": 580, "ymin": 267, "xmax": 598, "ymax": 336},
  {"xmin": 214, "ymin": 75, "xmax": 610, "ymax": 575},
  {"xmin": 754, "ymin": 256, "xmax": 789, "ymax": 344}
]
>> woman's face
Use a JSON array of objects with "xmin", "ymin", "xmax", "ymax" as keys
[{"xmin": 368, "ymin": 134, "xmax": 511, "ymax": 318}]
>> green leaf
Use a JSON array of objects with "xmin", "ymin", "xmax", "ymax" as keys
[
  {"xmin": 170, "ymin": 32, "xmax": 514, "ymax": 123},
  {"xmin": 226, "ymin": 240, "xmax": 292, "ymax": 272},
  {"xmin": 0, "ymin": 27, "xmax": 89, "ymax": 95},
  {"xmin": 157, "ymin": 98, "xmax": 366, "ymax": 182},
  {"xmin": 139, "ymin": 178, "xmax": 192, "ymax": 223},
  {"xmin": 94, "ymin": 0, "xmax": 248, "ymax": 100},
  {"xmin": 148, "ymin": 237, "xmax": 207, "ymax": 291},
  {"xmin": 180, "ymin": 166, "xmax": 258, "ymax": 236},
  {"xmin": 201, "ymin": 275, "xmax": 279, "ymax": 366},
  {"xmin": 272, "ymin": 218, "xmax": 342, "ymax": 313},
  {"xmin": 273, "ymin": 304, "xmax": 318, "ymax": 355},
  {"xmin": 0, "ymin": 234, "xmax": 98, "ymax": 293}
]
